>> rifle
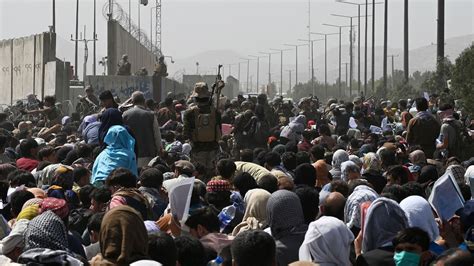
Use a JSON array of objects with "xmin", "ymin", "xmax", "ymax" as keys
[{"xmin": 209, "ymin": 64, "xmax": 223, "ymax": 107}]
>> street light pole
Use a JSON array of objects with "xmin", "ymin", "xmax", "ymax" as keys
[
  {"xmin": 93, "ymin": 0, "xmax": 97, "ymax": 76},
  {"xmin": 372, "ymin": 0, "xmax": 376, "ymax": 93},
  {"xmin": 344, "ymin": 62, "xmax": 349, "ymax": 89},
  {"xmin": 299, "ymin": 39, "xmax": 324, "ymax": 96},
  {"xmin": 331, "ymin": 14, "xmax": 360, "ymax": 98},
  {"xmin": 287, "ymin": 70, "xmax": 293, "ymax": 92},
  {"xmin": 404, "ymin": 0, "xmax": 409, "ymax": 83},
  {"xmin": 270, "ymin": 48, "xmax": 291, "ymax": 96},
  {"xmin": 323, "ymin": 23, "xmax": 352, "ymax": 98},
  {"xmin": 284, "ymin": 43, "xmax": 308, "ymax": 88},
  {"xmin": 74, "ymin": 0, "xmax": 79, "ymax": 80},
  {"xmin": 388, "ymin": 54, "xmax": 398, "ymax": 89},
  {"xmin": 311, "ymin": 32, "xmax": 338, "ymax": 99},
  {"xmin": 259, "ymin": 52, "xmax": 279, "ymax": 86},
  {"xmin": 337, "ymin": 1, "xmax": 381, "ymax": 96},
  {"xmin": 249, "ymin": 55, "xmax": 267, "ymax": 93},
  {"xmin": 52, "ymin": 0, "xmax": 56, "ymax": 33},
  {"xmin": 383, "ymin": 0, "xmax": 388, "ymax": 97}
]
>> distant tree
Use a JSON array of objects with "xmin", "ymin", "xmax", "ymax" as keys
[{"xmin": 451, "ymin": 44, "xmax": 474, "ymax": 116}]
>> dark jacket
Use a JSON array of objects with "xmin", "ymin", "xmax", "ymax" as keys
[
  {"xmin": 123, "ymin": 106, "xmax": 160, "ymax": 158},
  {"xmin": 406, "ymin": 113, "xmax": 440, "ymax": 159}
]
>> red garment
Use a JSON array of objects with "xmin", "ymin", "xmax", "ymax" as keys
[
  {"xmin": 297, "ymin": 140, "xmax": 312, "ymax": 152},
  {"xmin": 16, "ymin": 157, "xmax": 39, "ymax": 172}
]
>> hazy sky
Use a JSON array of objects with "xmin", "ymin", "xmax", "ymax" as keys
[{"xmin": 1, "ymin": 0, "xmax": 473, "ymax": 80}]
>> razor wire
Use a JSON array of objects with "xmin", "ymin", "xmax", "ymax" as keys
[{"xmin": 103, "ymin": 1, "xmax": 162, "ymax": 57}]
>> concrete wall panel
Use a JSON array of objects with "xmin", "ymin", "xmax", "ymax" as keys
[
  {"xmin": 107, "ymin": 20, "xmax": 156, "ymax": 76},
  {"xmin": 0, "ymin": 39, "xmax": 13, "ymax": 105}
]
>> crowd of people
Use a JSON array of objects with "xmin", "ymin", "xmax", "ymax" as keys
[{"xmin": 0, "ymin": 81, "xmax": 472, "ymax": 266}]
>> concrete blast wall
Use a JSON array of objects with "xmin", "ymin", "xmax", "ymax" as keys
[
  {"xmin": 107, "ymin": 20, "xmax": 156, "ymax": 76},
  {"xmin": 0, "ymin": 32, "xmax": 57, "ymax": 105},
  {"xmin": 85, "ymin": 75, "xmax": 188, "ymax": 103}
]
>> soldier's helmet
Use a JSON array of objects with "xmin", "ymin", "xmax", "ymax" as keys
[{"xmin": 191, "ymin": 82, "xmax": 210, "ymax": 99}]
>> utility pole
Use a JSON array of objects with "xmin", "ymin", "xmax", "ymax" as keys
[
  {"xmin": 52, "ymin": 0, "xmax": 56, "ymax": 33},
  {"xmin": 74, "ymin": 0, "xmax": 79, "ymax": 80},
  {"xmin": 299, "ymin": 38, "xmax": 324, "ymax": 96},
  {"xmin": 138, "ymin": 0, "xmax": 141, "ymax": 43},
  {"xmin": 388, "ymin": 54, "xmax": 399, "ymax": 89},
  {"xmin": 307, "ymin": 0, "xmax": 312, "ymax": 83},
  {"xmin": 71, "ymin": 26, "xmax": 97, "ymax": 84},
  {"xmin": 344, "ymin": 62, "xmax": 349, "ymax": 93},
  {"xmin": 331, "ymin": 14, "xmax": 362, "ymax": 98},
  {"xmin": 284, "ymin": 44, "xmax": 308, "ymax": 87},
  {"xmin": 93, "ymin": 0, "xmax": 97, "ymax": 75},
  {"xmin": 311, "ymin": 32, "xmax": 338, "ymax": 99},
  {"xmin": 287, "ymin": 70, "xmax": 293, "ymax": 92},
  {"xmin": 249, "ymin": 55, "xmax": 267, "ymax": 92},
  {"xmin": 404, "ymin": 0, "xmax": 409, "ymax": 83},
  {"xmin": 259, "ymin": 51, "xmax": 278, "ymax": 86},
  {"xmin": 240, "ymin": 58, "xmax": 253, "ymax": 93},
  {"xmin": 340, "ymin": 1, "xmax": 382, "ymax": 96},
  {"xmin": 371, "ymin": 0, "xmax": 376, "ymax": 93},
  {"xmin": 383, "ymin": 0, "xmax": 388, "ymax": 98},
  {"xmin": 270, "ymin": 48, "xmax": 291, "ymax": 96},
  {"xmin": 323, "ymin": 23, "xmax": 352, "ymax": 98},
  {"xmin": 150, "ymin": 6, "xmax": 153, "ymax": 51},
  {"xmin": 437, "ymin": 0, "xmax": 445, "ymax": 79}
]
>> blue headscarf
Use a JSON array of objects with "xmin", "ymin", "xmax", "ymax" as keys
[
  {"xmin": 92, "ymin": 125, "xmax": 137, "ymax": 184},
  {"xmin": 98, "ymin": 108, "xmax": 124, "ymax": 144}
]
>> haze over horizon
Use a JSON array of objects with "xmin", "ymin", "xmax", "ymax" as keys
[{"xmin": 1, "ymin": 0, "xmax": 473, "ymax": 84}]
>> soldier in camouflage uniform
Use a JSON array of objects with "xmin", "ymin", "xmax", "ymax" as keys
[{"xmin": 183, "ymin": 82, "xmax": 222, "ymax": 179}]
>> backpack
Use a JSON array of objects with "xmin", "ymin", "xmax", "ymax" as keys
[{"xmin": 191, "ymin": 106, "xmax": 221, "ymax": 143}]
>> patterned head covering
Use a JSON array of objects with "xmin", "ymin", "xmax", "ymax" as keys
[
  {"xmin": 332, "ymin": 150, "xmax": 350, "ymax": 171},
  {"xmin": 344, "ymin": 185, "xmax": 378, "ymax": 229},
  {"xmin": 299, "ymin": 216, "xmax": 354, "ymax": 266},
  {"xmin": 362, "ymin": 197, "xmax": 408, "ymax": 253},
  {"xmin": 24, "ymin": 211, "xmax": 68, "ymax": 251},
  {"xmin": 400, "ymin": 196, "xmax": 440, "ymax": 242},
  {"xmin": 206, "ymin": 180, "xmax": 231, "ymax": 192},
  {"xmin": 445, "ymin": 164, "xmax": 466, "ymax": 185},
  {"xmin": 362, "ymin": 152, "xmax": 382, "ymax": 174},
  {"xmin": 349, "ymin": 155, "xmax": 363, "ymax": 169},
  {"xmin": 267, "ymin": 190, "xmax": 307, "ymax": 239},
  {"xmin": 17, "ymin": 205, "xmax": 40, "ymax": 220},
  {"xmin": 40, "ymin": 197, "xmax": 69, "ymax": 219},
  {"xmin": 22, "ymin": 198, "xmax": 43, "ymax": 210}
]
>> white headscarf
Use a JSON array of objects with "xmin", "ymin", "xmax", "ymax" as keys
[
  {"xmin": 344, "ymin": 185, "xmax": 378, "ymax": 229},
  {"xmin": 465, "ymin": 165, "xmax": 474, "ymax": 199},
  {"xmin": 400, "ymin": 196, "xmax": 439, "ymax": 242},
  {"xmin": 299, "ymin": 216, "xmax": 354, "ymax": 266},
  {"xmin": 341, "ymin": 161, "xmax": 359, "ymax": 182}
]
